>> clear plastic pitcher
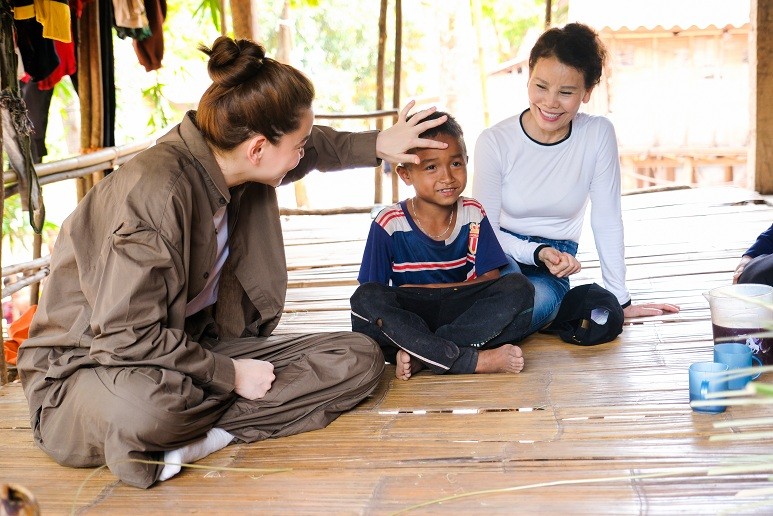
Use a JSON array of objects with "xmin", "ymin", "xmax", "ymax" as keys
[{"xmin": 703, "ymin": 283, "xmax": 773, "ymax": 365}]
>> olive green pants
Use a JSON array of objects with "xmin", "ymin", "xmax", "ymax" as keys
[{"xmin": 32, "ymin": 332, "xmax": 384, "ymax": 488}]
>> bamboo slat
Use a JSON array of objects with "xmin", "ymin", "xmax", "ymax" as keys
[{"xmin": 1, "ymin": 186, "xmax": 772, "ymax": 514}]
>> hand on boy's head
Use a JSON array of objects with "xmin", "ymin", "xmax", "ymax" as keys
[{"xmin": 376, "ymin": 100, "xmax": 449, "ymax": 165}]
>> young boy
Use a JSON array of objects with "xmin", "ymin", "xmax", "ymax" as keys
[{"xmin": 350, "ymin": 111, "xmax": 535, "ymax": 380}]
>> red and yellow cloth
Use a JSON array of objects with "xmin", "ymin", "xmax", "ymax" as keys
[{"xmin": 12, "ymin": 0, "xmax": 71, "ymax": 43}]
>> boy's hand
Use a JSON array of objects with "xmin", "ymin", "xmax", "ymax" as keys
[
  {"xmin": 232, "ymin": 358, "xmax": 275, "ymax": 400},
  {"xmin": 732, "ymin": 255, "xmax": 753, "ymax": 284},
  {"xmin": 538, "ymin": 247, "xmax": 581, "ymax": 278},
  {"xmin": 376, "ymin": 100, "xmax": 448, "ymax": 165}
]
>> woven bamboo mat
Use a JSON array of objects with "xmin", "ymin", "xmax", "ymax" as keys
[{"xmin": 1, "ymin": 186, "xmax": 772, "ymax": 514}]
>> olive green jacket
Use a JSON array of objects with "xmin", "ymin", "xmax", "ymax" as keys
[{"xmin": 18, "ymin": 111, "xmax": 378, "ymax": 415}]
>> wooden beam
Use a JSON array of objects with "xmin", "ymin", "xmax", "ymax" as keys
[
  {"xmin": 391, "ymin": 0, "xmax": 402, "ymax": 204},
  {"xmin": 374, "ymin": 0, "xmax": 388, "ymax": 205},
  {"xmin": 752, "ymin": 0, "xmax": 773, "ymax": 193}
]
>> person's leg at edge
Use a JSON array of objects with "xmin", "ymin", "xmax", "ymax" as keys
[
  {"xmin": 350, "ymin": 282, "xmax": 465, "ymax": 379},
  {"xmin": 215, "ymin": 331, "xmax": 384, "ymax": 444},
  {"xmin": 165, "ymin": 331, "xmax": 385, "ymax": 481},
  {"xmin": 32, "ymin": 366, "xmax": 233, "ymax": 488},
  {"xmin": 433, "ymin": 274, "xmax": 535, "ymax": 374}
]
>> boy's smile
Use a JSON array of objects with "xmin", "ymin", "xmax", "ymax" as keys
[
  {"xmin": 399, "ymin": 133, "xmax": 467, "ymax": 208},
  {"xmin": 397, "ymin": 133, "xmax": 467, "ymax": 240}
]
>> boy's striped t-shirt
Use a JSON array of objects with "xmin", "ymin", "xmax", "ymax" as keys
[{"xmin": 357, "ymin": 197, "xmax": 508, "ymax": 286}]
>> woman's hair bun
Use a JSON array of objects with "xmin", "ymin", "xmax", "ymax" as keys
[{"xmin": 199, "ymin": 37, "xmax": 268, "ymax": 88}]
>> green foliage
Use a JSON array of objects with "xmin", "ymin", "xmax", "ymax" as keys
[
  {"xmin": 290, "ymin": 0, "xmax": 319, "ymax": 8},
  {"xmin": 2, "ymin": 195, "xmax": 59, "ymax": 252},
  {"xmin": 141, "ymin": 80, "xmax": 173, "ymax": 132},
  {"xmin": 193, "ymin": 0, "xmax": 222, "ymax": 30},
  {"xmin": 293, "ymin": 0, "xmax": 380, "ymax": 114},
  {"xmin": 480, "ymin": 0, "xmax": 544, "ymax": 61}
]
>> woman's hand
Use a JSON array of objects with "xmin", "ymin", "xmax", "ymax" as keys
[
  {"xmin": 232, "ymin": 358, "xmax": 275, "ymax": 400},
  {"xmin": 376, "ymin": 100, "xmax": 448, "ymax": 165},
  {"xmin": 732, "ymin": 255, "xmax": 753, "ymax": 284},
  {"xmin": 538, "ymin": 246, "xmax": 581, "ymax": 278},
  {"xmin": 623, "ymin": 303, "xmax": 680, "ymax": 318}
]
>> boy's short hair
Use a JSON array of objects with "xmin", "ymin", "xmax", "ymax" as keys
[
  {"xmin": 407, "ymin": 110, "xmax": 464, "ymax": 140},
  {"xmin": 402, "ymin": 110, "xmax": 466, "ymax": 163}
]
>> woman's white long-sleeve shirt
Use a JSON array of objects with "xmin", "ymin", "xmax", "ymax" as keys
[{"xmin": 472, "ymin": 111, "xmax": 630, "ymax": 306}]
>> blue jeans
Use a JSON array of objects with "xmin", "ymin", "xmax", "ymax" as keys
[
  {"xmin": 350, "ymin": 275, "xmax": 534, "ymax": 374},
  {"xmin": 500, "ymin": 230, "xmax": 579, "ymax": 335}
]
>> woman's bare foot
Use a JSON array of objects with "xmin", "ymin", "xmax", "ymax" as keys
[
  {"xmin": 475, "ymin": 344, "xmax": 524, "ymax": 374},
  {"xmin": 395, "ymin": 349, "xmax": 424, "ymax": 380}
]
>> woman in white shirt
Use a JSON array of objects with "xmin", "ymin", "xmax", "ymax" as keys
[{"xmin": 473, "ymin": 23, "xmax": 678, "ymax": 335}]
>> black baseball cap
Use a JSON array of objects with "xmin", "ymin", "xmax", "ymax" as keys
[{"xmin": 542, "ymin": 283, "xmax": 624, "ymax": 346}]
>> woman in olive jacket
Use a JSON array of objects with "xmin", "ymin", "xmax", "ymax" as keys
[{"xmin": 18, "ymin": 36, "xmax": 448, "ymax": 488}]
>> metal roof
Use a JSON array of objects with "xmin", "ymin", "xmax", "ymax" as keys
[{"xmin": 568, "ymin": 0, "xmax": 751, "ymax": 31}]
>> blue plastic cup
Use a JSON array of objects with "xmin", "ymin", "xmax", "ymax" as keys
[
  {"xmin": 689, "ymin": 361, "xmax": 729, "ymax": 413},
  {"xmin": 714, "ymin": 342, "xmax": 763, "ymax": 390}
]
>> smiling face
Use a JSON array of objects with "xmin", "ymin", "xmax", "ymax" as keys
[
  {"xmin": 257, "ymin": 108, "xmax": 314, "ymax": 187},
  {"xmin": 397, "ymin": 133, "xmax": 467, "ymax": 208},
  {"xmin": 524, "ymin": 55, "xmax": 593, "ymax": 144}
]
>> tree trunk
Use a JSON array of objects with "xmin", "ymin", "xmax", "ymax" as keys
[
  {"xmin": 274, "ymin": 1, "xmax": 308, "ymax": 207},
  {"xmin": 437, "ymin": 1, "xmax": 481, "ymax": 132},
  {"xmin": 470, "ymin": 0, "xmax": 489, "ymax": 127},
  {"xmin": 230, "ymin": 0, "xmax": 253, "ymax": 39},
  {"xmin": 391, "ymin": 0, "xmax": 401, "ymax": 203},
  {"xmin": 752, "ymin": 0, "xmax": 773, "ymax": 193}
]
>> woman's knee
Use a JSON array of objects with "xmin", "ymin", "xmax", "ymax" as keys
[
  {"xmin": 738, "ymin": 254, "xmax": 773, "ymax": 286},
  {"xmin": 97, "ymin": 368, "xmax": 226, "ymax": 448},
  {"xmin": 335, "ymin": 332, "xmax": 385, "ymax": 377}
]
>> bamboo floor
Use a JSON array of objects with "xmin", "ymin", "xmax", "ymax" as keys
[{"xmin": 2, "ymin": 185, "xmax": 773, "ymax": 514}]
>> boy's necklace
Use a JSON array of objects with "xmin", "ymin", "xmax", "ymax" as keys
[{"xmin": 410, "ymin": 197, "xmax": 455, "ymax": 240}]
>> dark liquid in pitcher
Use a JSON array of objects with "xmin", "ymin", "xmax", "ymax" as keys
[{"xmin": 712, "ymin": 324, "xmax": 772, "ymax": 365}]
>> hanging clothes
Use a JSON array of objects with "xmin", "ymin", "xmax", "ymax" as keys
[
  {"xmin": 2, "ymin": 2, "xmax": 46, "ymax": 233},
  {"xmin": 113, "ymin": 0, "xmax": 150, "ymax": 40},
  {"xmin": 133, "ymin": 0, "xmax": 165, "ymax": 71},
  {"xmin": 12, "ymin": 0, "xmax": 71, "ymax": 43},
  {"xmin": 37, "ymin": 38, "xmax": 76, "ymax": 89},
  {"xmin": 17, "ymin": 1, "xmax": 78, "ymax": 162},
  {"xmin": 13, "ymin": 18, "xmax": 59, "ymax": 81}
]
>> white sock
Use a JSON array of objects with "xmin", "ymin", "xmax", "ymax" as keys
[{"xmin": 158, "ymin": 428, "xmax": 234, "ymax": 482}]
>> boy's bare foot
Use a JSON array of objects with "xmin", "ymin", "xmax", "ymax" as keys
[
  {"xmin": 395, "ymin": 349, "xmax": 424, "ymax": 380},
  {"xmin": 475, "ymin": 344, "xmax": 524, "ymax": 374}
]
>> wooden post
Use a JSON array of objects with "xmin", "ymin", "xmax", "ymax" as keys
[
  {"xmin": 1, "ymin": 2, "xmax": 9, "ymax": 384},
  {"xmin": 751, "ymin": 0, "xmax": 773, "ymax": 193},
  {"xmin": 723, "ymin": 165, "xmax": 734, "ymax": 184},
  {"xmin": 374, "ymin": 0, "xmax": 387, "ymax": 205},
  {"xmin": 391, "ymin": 0, "xmax": 402, "ymax": 203},
  {"xmin": 471, "ymin": 0, "xmax": 489, "ymax": 128},
  {"xmin": 230, "ymin": 0, "xmax": 253, "ymax": 39}
]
